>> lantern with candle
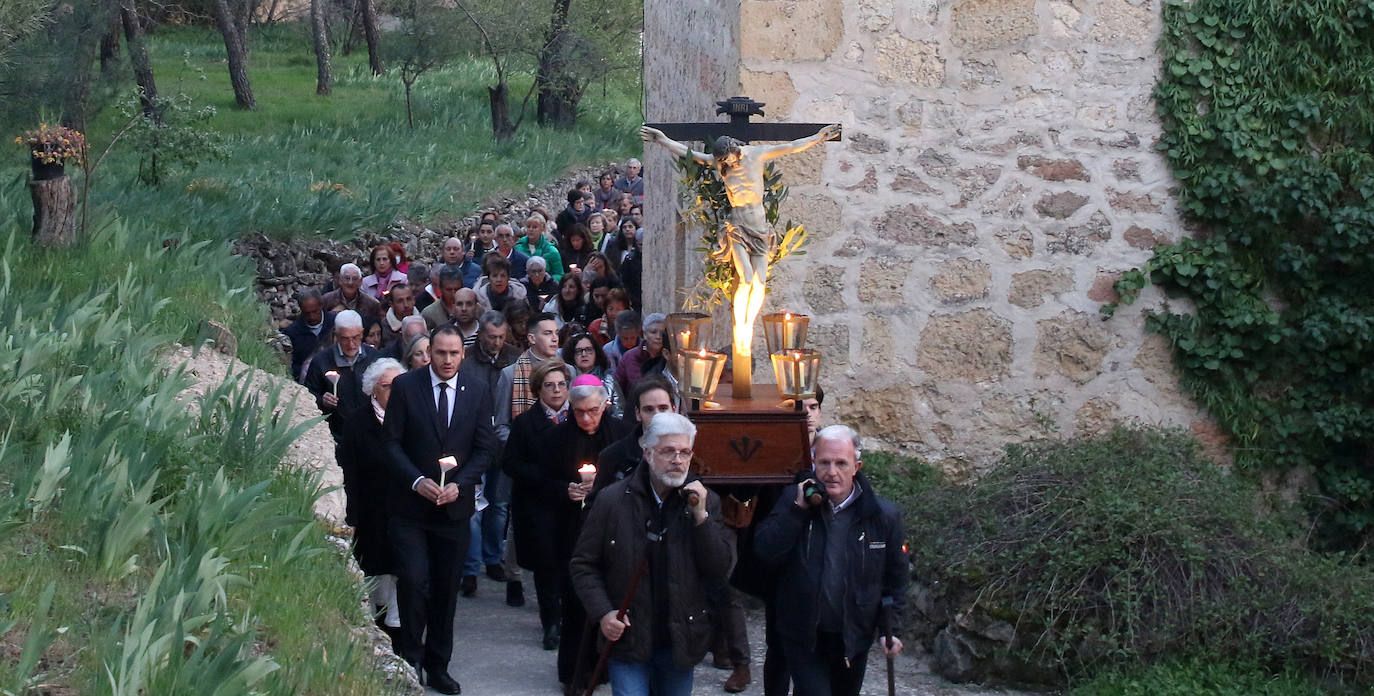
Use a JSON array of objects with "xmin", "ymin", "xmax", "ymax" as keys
[
  {"xmin": 673, "ymin": 348, "xmax": 727, "ymax": 411},
  {"xmin": 761, "ymin": 311, "xmax": 810, "ymax": 356},
  {"xmin": 770, "ymin": 349, "xmax": 822, "ymax": 409},
  {"xmin": 665, "ymin": 312, "xmax": 712, "ymax": 354}
]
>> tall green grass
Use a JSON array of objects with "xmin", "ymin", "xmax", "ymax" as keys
[
  {"xmin": 0, "ymin": 180, "xmax": 399, "ymax": 694},
  {"xmin": 76, "ymin": 23, "xmax": 641, "ymax": 241}
]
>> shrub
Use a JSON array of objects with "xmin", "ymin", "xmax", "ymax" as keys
[
  {"xmin": 906, "ymin": 426, "xmax": 1374, "ymax": 687},
  {"xmin": 1068, "ymin": 656, "xmax": 1332, "ymax": 696}
]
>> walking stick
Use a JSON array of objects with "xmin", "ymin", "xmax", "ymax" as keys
[
  {"xmin": 583, "ymin": 548, "xmax": 653, "ymax": 696},
  {"xmin": 880, "ymin": 596, "xmax": 896, "ymax": 696}
]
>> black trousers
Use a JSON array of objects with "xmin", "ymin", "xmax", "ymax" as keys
[
  {"xmin": 532, "ymin": 569, "xmax": 563, "ymax": 631},
  {"xmin": 782, "ymin": 631, "xmax": 868, "ymax": 696},
  {"xmin": 558, "ymin": 571, "xmax": 592, "ymax": 685},
  {"xmin": 389, "ymin": 514, "xmax": 470, "ymax": 674},
  {"xmin": 763, "ymin": 601, "xmax": 789, "ymax": 696}
]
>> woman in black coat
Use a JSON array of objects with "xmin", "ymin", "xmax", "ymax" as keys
[
  {"xmin": 505, "ymin": 359, "xmax": 575, "ymax": 648},
  {"xmin": 337, "ymin": 357, "xmax": 406, "ymax": 636}
]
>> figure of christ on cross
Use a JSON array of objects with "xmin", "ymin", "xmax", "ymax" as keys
[{"xmin": 640, "ymin": 122, "xmax": 841, "ymax": 367}]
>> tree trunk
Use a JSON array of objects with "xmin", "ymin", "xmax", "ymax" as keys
[
  {"xmin": 213, "ymin": 0, "xmax": 256, "ymax": 109},
  {"xmin": 535, "ymin": 0, "xmax": 578, "ymax": 129},
  {"xmin": 235, "ymin": 0, "xmax": 253, "ymax": 55},
  {"xmin": 360, "ymin": 0, "xmax": 384, "ymax": 75},
  {"xmin": 120, "ymin": 0, "xmax": 158, "ymax": 118},
  {"xmin": 30, "ymin": 176, "xmax": 77, "ymax": 247},
  {"xmin": 310, "ymin": 0, "xmax": 332, "ymax": 95},
  {"xmin": 342, "ymin": 0, "xmax": 359, "ymax": 55},
  {"xmin": 404, "ymin": 80, "xmax": 415, "ymax": 128},
  {"xmin": 489, "ymin": 81, "xmax": 515, "ymax": 140},
  {"xmin": 99, "ymin": 23, "xmax": 121, "ymax": 76}
]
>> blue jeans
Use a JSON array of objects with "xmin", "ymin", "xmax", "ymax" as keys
[
  {"xmin": 463, "ymin": 471, "xmax": 510, "ymax": 575},
  {"xmin": 608, "ymin": 646, "xmax": 694, "ymax": 696}
]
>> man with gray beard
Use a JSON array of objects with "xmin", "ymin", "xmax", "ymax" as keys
[{"xmin": 571, "ymin": 412, "xmax": 735, "ymax": 696}]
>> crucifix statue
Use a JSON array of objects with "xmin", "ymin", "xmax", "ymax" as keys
[{"xmin": 641, "ymin": 96, "xmax": 840, "ymax": 399}]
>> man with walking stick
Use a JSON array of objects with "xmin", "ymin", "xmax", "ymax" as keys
[
  {"xmin": 754, "ymin": 425, "xmax": 907, "ymax": 696},
  {"xmin": 570, "ymin": 412, "xmax": 736, "ymax": 696}
]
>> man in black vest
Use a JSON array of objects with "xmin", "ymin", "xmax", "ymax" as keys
[{"xmin": 382, "ymin": 325, "xmax": 499, "ymax": 694}]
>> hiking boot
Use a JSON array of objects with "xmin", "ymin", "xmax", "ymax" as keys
[{"xmin": 723, "ymin": 664, "xmax": 752, "ymax": 693}]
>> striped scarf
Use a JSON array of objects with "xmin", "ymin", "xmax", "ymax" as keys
[{"xmin": 511, "ymin": 350, "xmax": 536, "ymax": 419}]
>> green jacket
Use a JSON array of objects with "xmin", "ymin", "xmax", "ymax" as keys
[{"xmin": 517, "ymin": 235, "xmax": 564, "ymax": 282}]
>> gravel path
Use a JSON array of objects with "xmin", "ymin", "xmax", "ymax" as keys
[{"xmin": 441, "ymin": 573, "xmax": 1038, "ymax": 696}]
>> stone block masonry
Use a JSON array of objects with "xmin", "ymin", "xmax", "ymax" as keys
[{"xmin": 643, "ymin": 0, "xmax": 1213, "ymax": 472}]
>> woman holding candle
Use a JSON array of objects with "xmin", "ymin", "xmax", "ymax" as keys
[
  {"xmin": 339, "ymin": 357, "xmax": 406, "ymax": 643},
  {"xmin": 561, "ymin": 332, "xmax": 623, "ymax": 419}
]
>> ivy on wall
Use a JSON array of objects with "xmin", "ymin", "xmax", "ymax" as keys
[{"xmin": 1108, "ymin": 0, "xmax": 1374, "ymax": 547}]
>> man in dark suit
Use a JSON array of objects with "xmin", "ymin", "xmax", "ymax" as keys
[{"xmin": 382, "ymin": 324, "xmax": 499, "ymax": 694}]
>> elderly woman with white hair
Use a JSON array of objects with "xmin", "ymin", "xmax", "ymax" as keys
[
  {"xmin": 613, "ymin": 311, "xmax": 669, "ymax": 397},
  {"xmin": 570, "ymin": 411, "xmax": 734, "ymax": 696},
  {"xmin": 508, "ymin": 369, "xmax": 627, "ymax": 689},
  {"xmin": 521, "ymin": 255, "xmax": 559, "ymax": 310},
  {"xmin": 338, "ymin": 357, "xmax": 407, "ymax": 642}
]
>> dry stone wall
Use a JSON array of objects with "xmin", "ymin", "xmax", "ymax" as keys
[{"xmin": 643, "ymin": 0, "xmax": 1212, "ymax": 473}]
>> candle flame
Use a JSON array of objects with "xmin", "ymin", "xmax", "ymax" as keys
[
  {"xmin": 577, "ymin": 463, "xmax": 597, "ymax": 474},
  {"xmin": 698, "ymin": 348, "xmax": 707, "ymax": 358},
  {"xmin": 784, "ymin": 312, "xmax": 791, "ymax": 320}
]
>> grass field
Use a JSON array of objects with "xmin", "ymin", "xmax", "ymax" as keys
[
  {"xmin": 0, "ymin": 21, "xmax": 640, "ymax": 693},
  {"xmin": 76, "ymin": 23, "xmax": 642, "ymax": 241}
]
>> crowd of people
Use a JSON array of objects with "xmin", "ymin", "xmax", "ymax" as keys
[{"xmin": 281, "ymin": 163, "xmax": 907, "ymax": 696}]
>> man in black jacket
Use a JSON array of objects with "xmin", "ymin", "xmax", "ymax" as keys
[
  {"xmin": 754, "ymin": 424, "xmax": 906, "ymax": 696},
  {"xmin": 571, "ymin": 412, "xmax": 735, "ymax": 696},
  {"xmin": 382, "ymin": 325, "xmax": 499, "ymax": 694},
  {"xmin": 283, "ymin": 289, "xmax": 334, "ymax": 382}
]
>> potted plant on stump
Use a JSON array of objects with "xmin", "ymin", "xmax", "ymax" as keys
[{"xmin": 16, "ymin": 124, "xmax": 84, "ymax": 246}]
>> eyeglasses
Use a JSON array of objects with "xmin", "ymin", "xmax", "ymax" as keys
[
  {"xmin": 653, "ymin": 447, "xmax": 693, "ymax": 462},
  {"xmin": 575, "ymin": 346, "xmax": 596, "ymax": 355},
  {"xmin": 541, "ymin": 380, "xmax": 569, "ymax": 390}
]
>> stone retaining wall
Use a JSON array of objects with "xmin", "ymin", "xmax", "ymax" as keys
[{"xmin": 643, "ymin": 0, "xmax": 1216, "ymax": 473}]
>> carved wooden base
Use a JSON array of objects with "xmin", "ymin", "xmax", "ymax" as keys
[{"xmin": 687, "ymin": 382, "xmax": 810, "ymax": 484}]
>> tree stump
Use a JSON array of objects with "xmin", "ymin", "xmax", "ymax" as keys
[{"xmin": 30, "ymin": 175, "xmax": 77, "ymax": 247}]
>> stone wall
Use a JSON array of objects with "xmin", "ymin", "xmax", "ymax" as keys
[{"xmin": 642, "ymin": 0, "xmax": 1212, "ymax": 473}]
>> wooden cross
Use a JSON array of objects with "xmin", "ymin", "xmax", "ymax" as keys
[{"xmin": 645, "ymin": 95, "xmax": 842, "ymax": 144}]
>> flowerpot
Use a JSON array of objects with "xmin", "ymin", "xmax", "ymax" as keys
[{"xmin": 31, "ymin": 159, "xmax": 64, "ymax": 181}]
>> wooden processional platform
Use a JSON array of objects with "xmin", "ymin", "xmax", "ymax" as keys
[{"xmin": 686, "ymin": 382, "xmax": 812, "ymax": 485}]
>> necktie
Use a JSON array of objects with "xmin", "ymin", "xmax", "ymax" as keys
[{"xmin": 436, "ymin": 382, "xmax": 449, "ymax": 434}]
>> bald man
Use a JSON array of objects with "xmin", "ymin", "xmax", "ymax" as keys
[{"xmin": 452, "ymin": 288, "xmax": 481, "ymax": 347}]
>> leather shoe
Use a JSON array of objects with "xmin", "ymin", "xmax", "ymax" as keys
[
  {"xmin": 542, "ymin": 623, "xmax": 561, "ymax": 651},
  {"xmin": 460, "ymin": 575, "xmax": 477, "ymax": 597},
  {"xmin": 723, "ymin": 664, "xmax": 752, "ymax": 693},
  {"xmin": 426, "ymin": 669, "xmax": 461, "ymax": 694},
  {"xmin": 485, "ymin": 564, "xmax": 508, "ymax": 582},
  {"xmin": 506, "ymin": 580, "xmax": 525, "ymax": 607}
]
